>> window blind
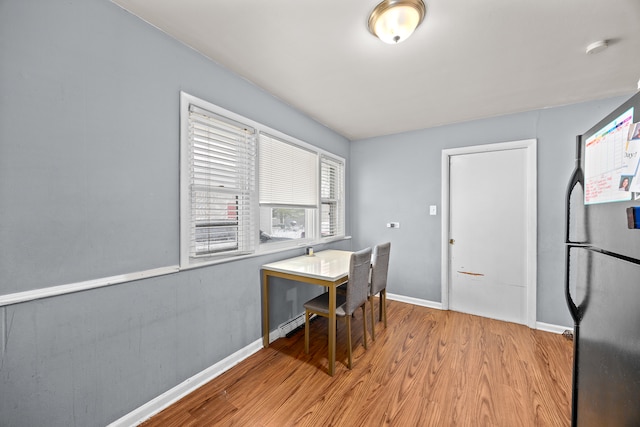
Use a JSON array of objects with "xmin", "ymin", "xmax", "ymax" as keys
[
  {"xmin": 188, "ymin": 105, "xmax": 256, "ymax": 257},
  {"xmin": 259, "ymin": 133, "xmax": 318, "ymax": 207},
  {"xmin": 320, "ymin": 155, "xmax": 345, "ymax": 237}
]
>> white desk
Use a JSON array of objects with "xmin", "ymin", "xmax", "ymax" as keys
[{"xmin": 261, "ymin": 250, "xmax": 352, "ymax": 376}]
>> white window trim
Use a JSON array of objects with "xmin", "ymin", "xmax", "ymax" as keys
[{"xmin": 180, "ymin": 92, "xmax": 347, "ymax": 270}]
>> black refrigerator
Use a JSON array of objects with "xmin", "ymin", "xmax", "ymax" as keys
[{"xmin": 565, "ymin": 91, "xmax": 640, "ymax": 426}]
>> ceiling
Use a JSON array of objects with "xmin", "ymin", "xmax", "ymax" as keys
[{"xmin": 113, "ymin": 0, "xmax": 640, "ymax": 141}]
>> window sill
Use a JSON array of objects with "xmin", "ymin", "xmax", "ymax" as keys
[{"xmin": 180, "ymin": 235, "xmax": 352, "ymax": 271}]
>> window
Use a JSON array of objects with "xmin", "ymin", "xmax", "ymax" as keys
[
  {"xmin": 180, "ymin": 92, "xmax": 346, "ymax": 267},
  {"xmin": 259, "ymin": 133, "xmax": 318, "ymax": 246},
  {"xmin": 320, "ymin": 155, "xmax": 345, "ymax": 238},
  {"xmin": 180, "ymin": 95, "xmax": 256, "ymax": 267}
]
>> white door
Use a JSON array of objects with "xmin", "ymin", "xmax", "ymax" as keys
[{"xmin": 448, "ymin": 148, "xmax": 528, "ymax": 324}]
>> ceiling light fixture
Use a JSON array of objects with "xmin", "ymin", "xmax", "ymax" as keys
[{"xmin": 368, "ymin": 0, "xmax": 426, "ymax": 44}]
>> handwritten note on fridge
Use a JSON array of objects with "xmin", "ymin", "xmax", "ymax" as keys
[{"xmin": 584, "ymin": 108, "xmax": 637, "ymax": 205}]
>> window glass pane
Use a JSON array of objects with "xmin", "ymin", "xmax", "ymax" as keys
[
  {"xmin": 193, "ymin": 191, "xmax": 239, "ymax": 255},
  {"xmin": 195, "ymin": 223, "xmax": 238, "ymax": 254},
  {"xmin": 260, "ymin": 207, "xmax": 309, "ymax": 244},
  {"xmin": 321, "ymin": 202, "xmax": 337, "ymax": 237}
]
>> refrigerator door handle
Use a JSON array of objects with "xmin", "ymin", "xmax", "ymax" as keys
[
  {"xmin": 564, "ymin": 136, "xmax": 585, "ymax": 323},
  {"xmin": 565, "ymin": 136, "xmax": 587, "ymax": 245},
  {"xmin": 564, "ymin": 244, "xmax": 581, "ymax": 323}
]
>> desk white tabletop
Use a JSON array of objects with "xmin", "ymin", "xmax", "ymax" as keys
[{"xmin": 262, "ymin": 250, "xmax": 352, "ymax": 281}]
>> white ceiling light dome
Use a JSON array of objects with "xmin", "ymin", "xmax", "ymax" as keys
[{"xmin": 368, "ymin": 0, "xmax": 426, "ymax": 44}]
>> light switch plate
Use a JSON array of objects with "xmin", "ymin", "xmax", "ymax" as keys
[{"xmin": 430, "ymin": 205, "xmax": 437, "ymax": 215}]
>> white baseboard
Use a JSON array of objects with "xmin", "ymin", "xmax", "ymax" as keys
[
  {"xmin": 388, "ymin": 292, "xmax": 572, "ymax": 335},
  {"xmin": 386, "ymin": 292, "xmax": 443, "ymax": 310},
  {"xmin": 269, "ymin": 328, "xmax": 280, "ymax": 344},
  {"xmin": 107, "ymin": 338, "xmax": 263, "ymax": 427},
  {"xmin": 536, "ymin": 321, "xmax": 573, "ymax": 334}
]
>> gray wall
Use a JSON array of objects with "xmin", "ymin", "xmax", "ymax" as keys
[
  {"xmin": 0, "ymin": 1, "xmax": 350, "ymax": 426},
  {"xmin": 350, "ymin": 94, "xmax": 630, "ymax": 328}
]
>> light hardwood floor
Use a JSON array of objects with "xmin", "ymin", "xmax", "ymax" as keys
[{"xmin": 141, "ymin": 300, "xmax": 573, "ymax": 426}]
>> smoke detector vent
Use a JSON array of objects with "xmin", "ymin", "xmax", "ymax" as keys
[{"xmin": 586, "ymin": 40, "xmax": 608, "ymax": 55}]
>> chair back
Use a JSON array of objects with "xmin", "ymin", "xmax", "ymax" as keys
[
  {"xmin": 345, "ymin": 247, "xmax": 372, "ymax": 316},
  {"xmin": 370, "ymin": 242, "xmax": 391, "ymax": 295}
]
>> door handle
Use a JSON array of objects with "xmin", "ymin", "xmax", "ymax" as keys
[{"xmin": 449, "ymin": 239, "xmax": 455, "ymax": 245}]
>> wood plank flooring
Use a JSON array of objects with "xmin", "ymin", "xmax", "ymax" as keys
[{"xmin": 140, "ymin": 300, "xmax": 573, "ymax": 426}]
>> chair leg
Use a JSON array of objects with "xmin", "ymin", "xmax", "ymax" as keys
[
  {"xmin": 346, "ymin": 315, "xmax": 352, "ymax": 369},
  {"xmin": 361, "ymin": 304, "xmax": 368, "ymax": 350},
  {"xmin": 369, "ymin": 295, "xmax": 376, "ymax": 341},
  {"xmin": 381, "ymin": 290, "xmax": 387, "ymax": 328},
  {"xmin": 304, "ymin": 309, "xmax": 310, "ymax": 354}
]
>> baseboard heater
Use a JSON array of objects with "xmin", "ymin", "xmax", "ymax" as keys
[{"xmin": 278, "ymin": 313, "xmax": 318, "ymax": 338}]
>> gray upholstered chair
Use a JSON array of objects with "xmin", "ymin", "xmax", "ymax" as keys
[
  {"xmin": 369, "ymin": 242, "xmax": 390, "ymax": 341},
  {"xmin": 304, "ymin": 247, "xmax": 372, "ymax": 370}
]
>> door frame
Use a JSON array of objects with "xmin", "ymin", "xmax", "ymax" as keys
[{"xmin": 440, "ymin": 139, "xmax": 537, "ymax": 328}]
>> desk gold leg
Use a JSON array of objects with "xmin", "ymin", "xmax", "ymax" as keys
[
  {"xmin": 262, "ymin": 270, "xmax": 269, "ymax": 348},
  {"xmin": 328, "ymin": 284, "xmax": 336, "ymax": 376}
]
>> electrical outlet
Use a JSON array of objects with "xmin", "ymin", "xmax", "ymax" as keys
[{"xmin": 386, "ymin": 222, "xmax": 400, "ymax": 228}]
